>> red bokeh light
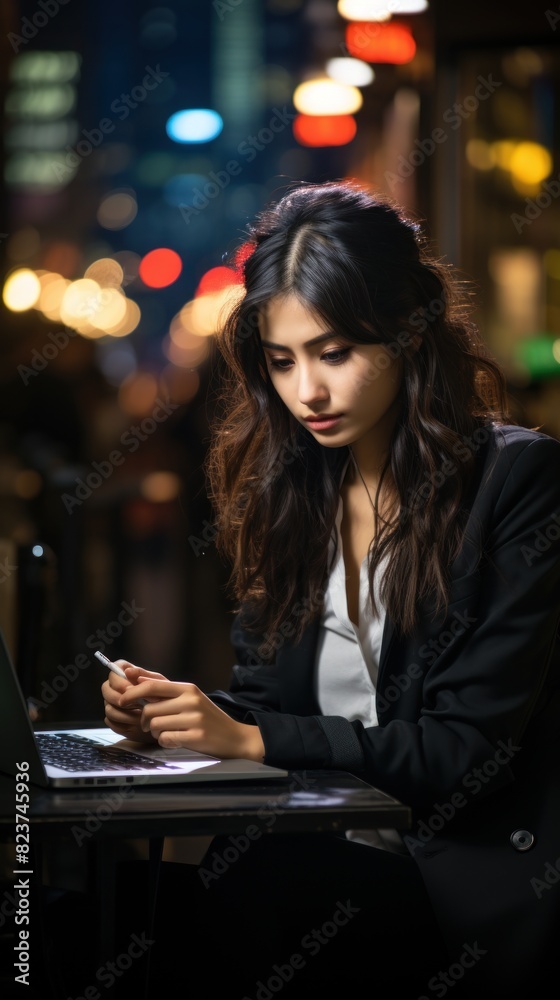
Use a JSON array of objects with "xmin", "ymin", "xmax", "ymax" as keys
[
  {"xmin": 138, "ymin": 248, "xmax": 183, "ymax": 289},
  {"xmin": 195, "ymin": 266, "xmax": 244, "ymax": 297},
  {"xmin": 231, "ymin": 240, "xmax": 256, "ymax": 274},
  {"xmin": 345, "ymin": 22, "xmax": 416, "ymax": 64},
  {"xmin": 293, "ymin": 114, "xmax": 357, "ymax": 147}
]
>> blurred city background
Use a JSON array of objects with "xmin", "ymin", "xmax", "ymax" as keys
[{"xmin": 1, "ymin": 0, "xmax": 559, "ymax": 725}]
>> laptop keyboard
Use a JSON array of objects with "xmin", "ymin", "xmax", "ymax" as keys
[{"xmin": 35, "ymin": 732, "xmax": 172, "ymax": 771}]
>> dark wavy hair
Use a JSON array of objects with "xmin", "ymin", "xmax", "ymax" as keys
[{"xmin": 204, "ymin": 179, "xmax": 511, "ymax": 644}]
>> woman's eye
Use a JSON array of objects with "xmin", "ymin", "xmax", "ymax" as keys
[
  {"xmin": 323, "ymin": 349, "xmax": 350, "ymax": 364},
  {"xmin": 269, "ymin": 358, "xmax": 293, "ymax": 370},
  {"xmin": 268, "ymin": 348, "xmax": 350, "ymax": 371}
]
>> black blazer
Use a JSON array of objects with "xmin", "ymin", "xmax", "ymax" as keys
[{"xmin": 208, "ymin": 423, "xmax": 560, "ymax": 996}]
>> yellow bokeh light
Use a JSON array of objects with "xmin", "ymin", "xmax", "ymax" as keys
[
  {"xmin": 293, "ymin": 78, "xmax": 363, "ymax": 116},
  {"xmin": 37, "ymin": 274, "xmax": 71, "ymax": 321},
  {"xmin": 60, "ymin": 278, "xmax": 102, "ymax": 334},
  {"xmin": 104, "ymin": 298, "xmax": 141, "ymax": 337},
  {"xmin": 89, "ymin": 287, "xmax": 128, "ymax": 333},
  {"xmin": 490, "ymin": 140, "xmax": 517, "ymax": 170},
  {"xmin": 509, "ymin": 141, "xmax": 552, "ymax": 186},
  {"xmin": 178, "ymin": 285, "xmax": 244, "ymax": 339},
  {"xmin": 2, "ymin": 268, "xmax": 41, "ymax": 311}
]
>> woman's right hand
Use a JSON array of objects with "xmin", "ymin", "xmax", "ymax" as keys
[{"xmin": 102, "ymin": 660, "xmax": 167, "ymax": 744}]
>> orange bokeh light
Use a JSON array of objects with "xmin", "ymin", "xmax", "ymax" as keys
[
  {"xmin": 138, "ymin": 248, "xmax": 183, "ymax": 289},
  {"xmin": 345, "ymin": 22, "xmax": 416, "ymax": 64},
  {"xmin": 293, "ymin": 114, "xmax": 357, "ymax": 147}
]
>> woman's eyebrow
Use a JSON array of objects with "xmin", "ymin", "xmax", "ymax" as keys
[{"xmin": 260, "ymin": 331, "xmax": 338, "ymax": 350}]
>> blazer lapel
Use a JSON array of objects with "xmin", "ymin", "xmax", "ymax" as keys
[
  {"xmin": 277, "ymin": 615, "xmax": 322, "ymax": 715},
  {"xmin": 377, "ymin": 614, "xmax": 396, "ymax": 689}
]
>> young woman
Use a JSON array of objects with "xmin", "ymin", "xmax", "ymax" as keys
[{"xmin": 102, "ymin": 180, "xmax": 560, "ymax": 999}]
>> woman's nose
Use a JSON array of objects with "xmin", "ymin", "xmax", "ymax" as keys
[{"xmin": 298, "ymin": 366, "xmax": 329, "ymax": 406}]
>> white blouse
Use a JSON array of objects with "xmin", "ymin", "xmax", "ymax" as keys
[{"xmin": 314, "ymin": 455, "xmax": 407, "ymax": 854}]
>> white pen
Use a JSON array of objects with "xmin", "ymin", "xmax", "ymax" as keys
[{"xmin": 94, "ymin": 650, "xmax": 149, "ymax": 706}]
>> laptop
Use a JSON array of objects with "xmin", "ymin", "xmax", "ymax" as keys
[{"xmin": 0, "ymin": 630, "xmax": 288, "ymax": 788}]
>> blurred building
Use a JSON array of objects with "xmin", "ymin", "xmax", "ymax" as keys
[{"xmin": 0, "ymin": 0, "xmax": 558, "ymax": 723}]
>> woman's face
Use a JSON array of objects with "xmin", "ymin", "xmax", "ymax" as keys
[{"xmin": 259, "ymin": 294, "xmax": 404, "ymax": 453}]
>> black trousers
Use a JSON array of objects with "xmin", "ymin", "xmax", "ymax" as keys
[{"xmin": 122, "ymin": 832, "xmax": 456, "ymax": 1000}]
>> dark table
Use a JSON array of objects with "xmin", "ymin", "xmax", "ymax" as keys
[{"xmin": 0, "ymin": 768, "xmax": 411, "ymax": 999}]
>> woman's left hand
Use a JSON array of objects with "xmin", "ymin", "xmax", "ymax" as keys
[{"xmin": 118, "ymin": 669, "xmax": 265, "ymax": 762}]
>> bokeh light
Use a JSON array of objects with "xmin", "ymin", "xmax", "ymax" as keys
[
  {"xmin": 338, "ymin": 0, "xmax": 428, "ymax": 16},
  {"xmin": 140, "ymin": 471, "xmax": 181, "ymax": 503},
  {"xmin": 37, "ymin": 273, "xmax": 70, "ymax": 321},
  {"xmin": 84, "ymin": 258, "xmax": 124, "ymax": 287},
  {"xmin": 345, "ymin": 22, "xmax": 417, "ymax": 63},
  {"xmin": 509, "ymin": 142, "xmax": 552, "ymax": 186},
  {"xmin": 325, "ymin": 57, "xmax": 375, "ymax": 87},
  {"xmin": 166, "ymin": 108, "xmax": 223, "ymax": 143},
  {"xmin": 293, "ymin": 78, "xmax": 363, "ymax": 115},
  {"xmin": 138, "ymin": 248, "xmax": 183, "ymax": 288},
  {"xmin": 118, "ymin": 370, "xmax": 160, "ymax": 416},
  {"xmin": 2, "ymin": 268, "xmax": 41, "ymax": 311},
  {"xmin": 97, "ymin": 191, "xmax": 138, "ymax": 230},
  {"xmin": 294, "ymin": 114, "xmax": 357, "ymax": 146},
  {"xmin": 195, "ymin": 266, "xmax": 244, "ymax": 296}
]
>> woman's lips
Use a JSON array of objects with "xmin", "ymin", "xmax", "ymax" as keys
[{"xmin": 304, "ymin": 415, "xmax": 343, "ymax": 430}]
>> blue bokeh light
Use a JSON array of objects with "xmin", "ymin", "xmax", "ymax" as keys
[{"xmin": 165, "ymin": 109, "xmax": 223, "ymax": 144}]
